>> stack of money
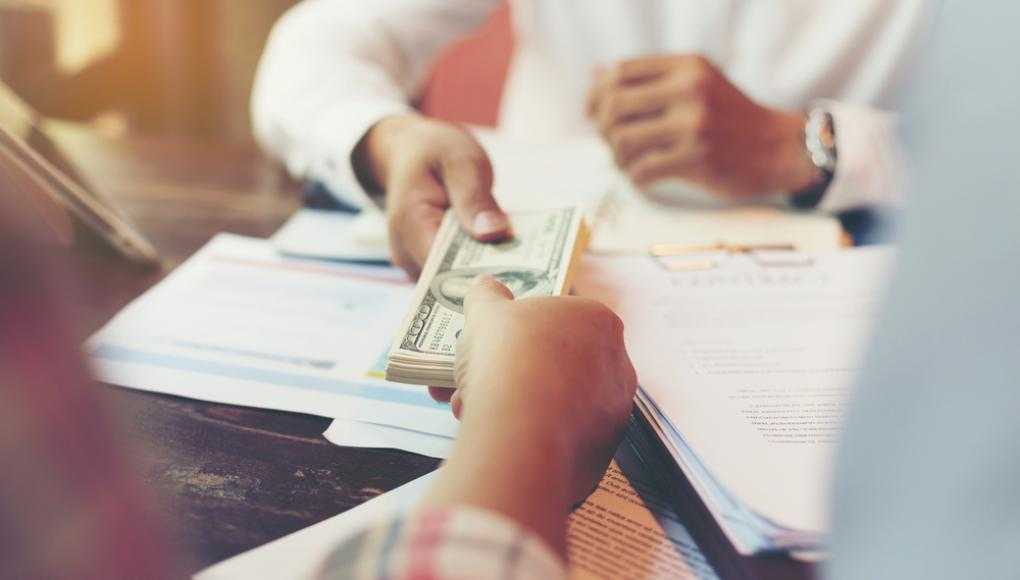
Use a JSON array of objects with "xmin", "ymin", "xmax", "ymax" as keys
[{"xmin": 386, "ymin": 207, "xmax": 589, "ymax": 387}]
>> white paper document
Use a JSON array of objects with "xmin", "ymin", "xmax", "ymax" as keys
[
  {"xmin": 323, "ymin": 418, "xmax": 454, "ymax": 459},
  {"xmin": 88, "ymin": 234, "xmax": 458, "ymax": 437},
  {"xmin": 479, "ymin": 129, "xmax": 844, "ymax": 253},
  {"xmin": 272, "ymin": 209, "xmax": 390, "ymax": 263},
  {"xmin": 474, "ymin": 129, "xmax": 615, "ymax": 213},
  {"xmin": 275, "ymin": 131, "xmax": 842, "ymax": 265},
  {"xmin": 197, "ymin": 443, "xmax": 718, "ymax": 580},
  {"xmin": 577, "ymin": 248, "xmax": 894, "ymax": 554},
  {"xmin": 588, "ymin": 191, "xmax": 844, "ymax": 254}
]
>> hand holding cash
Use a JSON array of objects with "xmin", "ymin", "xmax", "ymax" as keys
[{"xmin": 386, "ymin": 207, "xmax": 589, "ymax": 387}]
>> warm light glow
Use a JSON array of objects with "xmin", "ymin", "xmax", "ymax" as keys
[{"xmin": 2, "ymin": 0, "xmax": 122, "ymax": 72}]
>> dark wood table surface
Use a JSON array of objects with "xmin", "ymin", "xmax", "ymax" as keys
[{"xmin": 47, "ymin": 122, "xmax": 814, "ymax": 580}]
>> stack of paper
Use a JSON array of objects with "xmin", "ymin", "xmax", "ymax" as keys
[
  {"xmin": 576, "ymin": 248, "xmax": 893, "ymax": 555},
  {"xmin": 88, "ymin": 234, "xmax": 458, "ymax": 440},
  {"xmin": 88, "ymin": 129, "xmax": 863, "ymax": 571},
  {"xmin": 385, "ymin": 207, "xmax": 589, "ymax": 387}
]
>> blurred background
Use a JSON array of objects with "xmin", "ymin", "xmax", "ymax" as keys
[
  {"xmin": 0, "ymin": 0, "xmax": 512, "ymax": 143},
  {"xmin": 0, "ymin": 0, "xmax": 305, "ymax": 140}
]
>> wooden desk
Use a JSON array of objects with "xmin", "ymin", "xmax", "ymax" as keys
[
  {"xmin": 49, "ymin": 123, "xmax": 439, "ymax": 572},
  {"xmin": 51, "ymin": 122, "xmax": 813, "ymax": 579}
]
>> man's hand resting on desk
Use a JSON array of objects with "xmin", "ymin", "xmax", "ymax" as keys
[
  {"xmin": 423, "ymin": 276, "xmax": 638, "ymax": 556},
  {"xmin": 588, "ymin": 54, "xmax": 821, "ymax": 198},
  {"xmin": 354, "ymin": 114, "xmax": 509, "ymax": 277}
]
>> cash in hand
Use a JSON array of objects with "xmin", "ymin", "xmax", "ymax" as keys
[{"xmin": 385, "ymin": 207, "xmax": 589, "ymax": 387}]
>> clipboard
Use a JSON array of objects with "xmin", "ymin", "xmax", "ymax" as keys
[{"xmin": 0, "ymin": 83, "xmax": 158, "ymax": 266}]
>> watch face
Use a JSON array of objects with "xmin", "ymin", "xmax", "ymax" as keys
[{"xmin": 807, "ymin": 109, "xmax": 838, "ymax": 173}]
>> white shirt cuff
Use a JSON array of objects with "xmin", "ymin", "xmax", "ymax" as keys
[
  {"xmin": 817, "ymin": 100, "xmax": 906, "ymax": 213},
  {"xmin": 302, "ymin": 98, "xmax": 412, "ymax": 210}
]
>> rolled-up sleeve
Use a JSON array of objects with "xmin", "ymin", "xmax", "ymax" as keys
[
  {"xmin": 251, "ymin": 0, "xmax": 498, "ymax": 208},
  {"xmin": 318, "ymin": 506, "xmax": 566, "ymax": 580}
]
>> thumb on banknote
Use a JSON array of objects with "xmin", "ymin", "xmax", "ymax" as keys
[
  {"xmin": 431, "ymin": 277, "xmax": 513, "ymax": 405},
  {"xmin": 440, "ymin": 154, "xmax": 511, "ymax": 243},
  {"xmin": 463, "ymin": 275, "xmax": 514, "ymax": 319}
]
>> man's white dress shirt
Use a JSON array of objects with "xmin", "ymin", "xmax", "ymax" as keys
[{"xmin": 252, "ymin": 0, "xmax": 930, "ymax": 213}]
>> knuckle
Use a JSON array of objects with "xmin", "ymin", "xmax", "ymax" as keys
[
  {"xmin": 688, "ymin": 72, "xmax": 711, "ymax": 99},
  {"xmin": 409, "ymin": 200, "xmax": 439, "ymax": 223},
  {"xmin": 611, "ymin": 310, "xmax": 625, "ymax": 334},
  {"xmin": 476, "ymin": 156, "xmax": 495, "ymax": 186},
  {"xmin": 616, "ymin": 60, "xmax": 637, "ymax": 80},
  {"xmin": 465, "ymin": 138, "xmax": 489, "ymax": 162},
  {"xmin": 666, "ymin": 54, "xmax": 687, "ymax": 66},
  {"xmin": 691, "ymin": 144, "xmax": 709, "ymax": 163},
  {"xmin": 690, "ymin": 54, "xmax": 713, "ymax": 74},
  {"xmin": 628, "ymin": 162, "xmax": 649, "ymax": 184},
  {"xmin": 610, "ymin": 92, "xmax": 627, "ymax": 113},
  {"xmin": 609, "ymin": 129, "xmax": 630, "ymax": 155},
  {"xmin": 628, "ymin": 154, "xmax": 657, "ymax": 180},
  {"xmin": 687, "ymin": 103, "xmax": 710, "ymax": 136},
  {"xmin": 450, "ymin": 148, "xmax": 494, "ymax": 185},
  {"xmin": 600, "ymin": 93, "xmax": 621, "ymax": 123},
  {"xmin": 386, "ymin": 203, "xmax": 408, "ymax": 234},
  {"xmin": 604, "ymin": 308, "xmax": 628, "ymax": 336},
  {"xmin": 446, "ymin": 149, "xmax": 484, "ymax": 171},
  {"xmin": 684, "ymin": 57, "xmax": 715, "ymax": 93},
  {"xmin": 606, "ymin": 310, "xmax": 626, "ymax": 339},
  {"xmin": 388, "ymin": 245, "xmax": 416, "ymax": 277},
  {"xmin": 474, "ymin": 143, "xmax": 494, "ymax": 170},
  {"xmin": 663, "ymin": 75, "xmax": 687, "ymax": 98},
  {"xmin": 588, "ymin": 301, "xmax": 622, "ymax": 331},
  {"xmin": 600, "ymin": 67, "xmax": 622, "ymax": 95}
]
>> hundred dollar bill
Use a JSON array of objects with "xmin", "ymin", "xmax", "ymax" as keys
[{"xmin": 386, "ymin": 207, "xmax": 588, "ymax": 386}]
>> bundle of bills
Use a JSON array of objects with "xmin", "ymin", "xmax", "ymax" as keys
[{"xmin": 386, "ymin": 207, "xmax": 589, "ymax": 386}]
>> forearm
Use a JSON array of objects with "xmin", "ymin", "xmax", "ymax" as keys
[
  {"xmin": 251, "ymin": 0, "xmax": 497, "ymax": 206},
  {"xmin": 315, "ymin": 388, "xmax": 576, "ymax": 580},
  {"xmin": 421, "ymin": 391, "xmax": 575, "ymax": 557}
]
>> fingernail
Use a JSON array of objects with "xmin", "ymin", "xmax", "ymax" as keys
[{"xmin": 473, "ymin": 211, "xmax": 508, "ymax": 237}]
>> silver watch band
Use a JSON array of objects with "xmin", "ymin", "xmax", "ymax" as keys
[
  {"xmin": 791, "ymin": 106, "xmax": 837, "ymax": 209},
  {"xmin": 805, "ymin": 106, "xmax": 837, "ymax": 174}
]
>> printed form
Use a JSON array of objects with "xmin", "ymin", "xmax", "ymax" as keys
[
  {"xmin": 88, "ymin": 234, "xmax": 458, "ymax": 437},
  {"xmin": 577, "ymin": 248, "xmax": 894, "ymax": 549}
]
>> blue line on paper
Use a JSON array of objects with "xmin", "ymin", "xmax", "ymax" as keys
[{"xmin": 91, "ymin": 343, "xmax": 446, "ymax": 410}]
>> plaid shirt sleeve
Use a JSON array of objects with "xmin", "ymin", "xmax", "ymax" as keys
[{"xmin": 317, "ymin": 506, "xmax": 567, "ymax": 580}]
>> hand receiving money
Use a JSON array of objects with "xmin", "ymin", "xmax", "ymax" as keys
[
  {"xmin": 386, "ymin": 207, "xmax": 589, "ymax": 387},
  {"xmin": 421, "ymin": 275, "xmax": 638, "ymax": 554}
]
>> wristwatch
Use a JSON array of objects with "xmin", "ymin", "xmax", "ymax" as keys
[{"xmin": 790, "ymin": 106, "xmax": 838, "ymax": 209}]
